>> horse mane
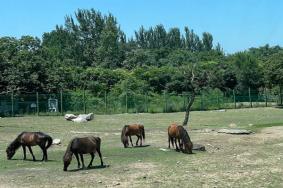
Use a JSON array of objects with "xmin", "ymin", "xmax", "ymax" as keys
[
  {"xmin": 7, "ymin": 132, "xmax": 24, "ymax": 151},
  {"xmin": 178, "ymin": 126, "xmax": 191, "ymax": 144}
]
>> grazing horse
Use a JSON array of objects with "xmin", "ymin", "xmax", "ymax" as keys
[
  {"xmin": 6, "ymin": 132, "xmax": 53, "ymax": 161},
  {"xmin": 168, "ymin": 124, "xmax": 193, "ymax": 154},
  {"xmin": 121, "ymin": 124, "xmax": 145, "ymax": 148},
  {"xmin": 63, "ymin": 136, "xmax": 104, "ymax": 171}
]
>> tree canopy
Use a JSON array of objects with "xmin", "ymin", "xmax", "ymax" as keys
[{"xmin": 0, "ymin": 8, "xmax": 282, "ymax": 96}]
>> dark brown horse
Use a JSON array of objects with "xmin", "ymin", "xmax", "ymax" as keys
[
  {"xmin": 63, "ymin": 136, "xmax": 104, "ymax": 171},
  {"xmin": 168, "ymin": 123, "xmax": 193, "ymax": 154},
  {"xmin": 6, "ymin": 132, "xmax": 53, "ymax": 161},
  {"xmin": 121, "ymin": 124, "xmax": 145, "ymax": 148}
]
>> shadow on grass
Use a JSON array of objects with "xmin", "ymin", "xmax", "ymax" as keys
[
  {"xmin": 9, "ymin": 158, "xmax": 57, "ymax": 162},
  {"xmin": 126, "ymin": 144, "xmax": 151, "ymax": 148},
  {"xmin": 68, "ymin": 164, "xmax": 110, "ymax": 172},
  {"xmin": 167, "ymin": 148, "xmax": 197, "ymax": 155}
]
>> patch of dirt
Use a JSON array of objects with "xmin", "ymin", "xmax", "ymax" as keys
[
  {"xmin": 258, "ymin": 126, "xmax": 283, "ymax": 139},
  {"xmin": 114, "ymin": 162, "xmax": 158, "ymax": 188}
]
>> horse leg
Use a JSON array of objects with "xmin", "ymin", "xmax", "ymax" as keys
[
  {"xmin": 39, "ymin": 145, "xmax": 46, "ymax": 161},
  {"xmin": 74, "ymin": 152, "xmax": 80, "ymax": 169},
  {"xmin": 22, "ymin": 145, "xmax": 26, "ymax": 160},
  {"xmin": 129, "ymin": 136, "xmax": 134, "ymax": 147},
  {"xmin": 44, "ymin": 148, "xmax": 48, "ymax": 161},
  {"xmin": 168, "ymin": 136, "xmax": 171, "ymax": 148},
  {"xmin": 79, "ymin": 154, "xmax": 85, "ymax": 169},
  {"xmin": 174, "ymin": 138, "xmax": 180, "ymax": 152},
  {"xmin": 28, "ymin": 146, "xmax": 36, "ymax": 161},
  {"xmin": 88, "ymin": 152, "xmax": 95, "ymax": 168},
  {"xmin": 170, "ymin": 137, "xmax": 174, "ymax": 148},
  {"xmin": 140, "ymin": 134, "xmax": 143, "ymax": 146},
  {"xmin": 178, "ymin": 139, "xmax": 183, "ymax": 151},
  {"xmin": 97, "ymin": 148, "xmax": 104, "ymax": 166},
  {"xmin": 136, "ymin": 135, "xmax": 139, "ymax": 146}
]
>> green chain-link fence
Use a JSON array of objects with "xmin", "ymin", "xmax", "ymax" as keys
[{"xmin": 0, "ymin": 88, "xmax": 280, "ymax": 117}]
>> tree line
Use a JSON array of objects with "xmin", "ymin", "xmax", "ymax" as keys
[{"xmin": 0, "ymin": 8, "xmax": 283, "ymax": 98}]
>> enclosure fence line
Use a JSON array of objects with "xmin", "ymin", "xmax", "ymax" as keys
[{"xmin": 0, "ymin": 88, "xmax": 280, "ymax": 117}]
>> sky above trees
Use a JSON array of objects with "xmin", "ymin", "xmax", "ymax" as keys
[{"xmin": 0, "ymin": 0, "xmax": 282, "ymax": 53}]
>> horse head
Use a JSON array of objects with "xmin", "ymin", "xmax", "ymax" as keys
[
  {"xmin": 6, "ymin": 139, "xmax": 21, "ymax": 160},
  {"xmin": 63, "ymin": 151, "xmax": 73, "ymax": 171},
  {"xmin": 121, "ymin": 125, "xmax": 129, "ymax": 148},
  {"xmin": 178, "ymin": 126, "xmax": 193, "ymax": 154},
  {"xmin": 183, "ymin": 141, "xmax": 193, "ymax": 154},
  {"xmin": 6, "ymin": 146, "xmax": 16, "ymax": 160}
]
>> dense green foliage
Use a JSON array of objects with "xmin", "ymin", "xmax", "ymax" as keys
[{"xmin": 0, "ymin": 9, "xmax": 282, "ymax": 96}]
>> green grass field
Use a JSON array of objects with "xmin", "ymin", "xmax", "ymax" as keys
[{"xmin": 1, "ymin": 107, "xmax": 283, "ymax": 187}]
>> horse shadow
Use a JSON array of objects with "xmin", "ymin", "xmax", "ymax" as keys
[
  {"xmin": 68, "ymin": 164, "xmax": 110, "ymax": 172},
  {"xmin": 10, "ymin": 158, "xmax": 57, "ymax": 162},
  {"xmin": 132, "ymin": 144, "xmax": 151, "ymax": 148}
]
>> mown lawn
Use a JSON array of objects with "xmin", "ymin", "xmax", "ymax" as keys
[{"xmin": 0, "ymin": 107, "xmax": 283, "ymax": 187}]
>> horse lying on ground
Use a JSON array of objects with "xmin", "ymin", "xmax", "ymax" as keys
[
  {"xmin": 168, "ymin": 123, "xmax": 193, "ymax": 154},
  {"xmin": 6, "ymin": 132, "xmax": 53, "ymax": 161},
  {"xmin": 63, "ymin": 136, "xmax": 104, "ymax": 171},
  {"xmin": 121, "ymin": 124, "xmax": 145, "ymax": 148}
]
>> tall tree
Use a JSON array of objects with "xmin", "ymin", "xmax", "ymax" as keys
[
  {"xmin": 202, "ymin": 32, "xmax": 213, "ymax": 51},
  {"xmin": 167, "ymin": 28, "xmax": 182, "ymax": 49},
  {"xmin": 97, "ymin": 14, "xmax": 121, "ymax": 68}
]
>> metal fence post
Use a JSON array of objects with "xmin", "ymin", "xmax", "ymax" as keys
[
  {"xmin": 233, "ymin": 89, "xmax": 236, "ymax": 109},
  {"xmin": 265, "ymin": 88, "xmax": 268, "ymax": 107},
  {"xmin": 164, "ymin": 90, "xmax": 167, "ymax": 113},
  {"xmin": 11, "ymin": 90, "xmax": 14, "ymax": 117},
  {"xmin": 104, "ymin": 91, "xmax": 107, "ymax": 114},
  {"xmin": 145, "ymin": 93, "xmax": 148, "ymax": 113},
  {"xmin": 126, "ymin": 92, "xmax": 128, "ymax": 113},
  {"xmin": 280, "ymin": 85, "xmax": 283, "ymax": 105},
  {"xmin": 60, "ymin": 90, "xmax": 63, "ymax": 115},
  {"xmin": 200, "ymin": 93, "xmax": 204, "ymax": 110},
  {"xmin": 249, "ymin": 87, "xmax": 252, "ymax": 108},
  {"xmin": 183, "ymin": 93, "xmax": 186, "ymax": 111},
  {"xmin": 217, "ymin": 92, "xmax": 220, "ymax": 109},
  {"xmin": 36, "ymin": 92, "xmax": 39, "ymax": 116},
  {"xmin": 134, "ymin": 94, "xmax": 137, "ymax": 113},
  {"xmin": 83, "ymin": 89, "xmax": 86, "ymax": 114}
]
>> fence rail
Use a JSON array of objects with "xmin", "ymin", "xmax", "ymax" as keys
[{"xmin": 0, "ymin": 89, "xmax": 280, "ymax": 117}]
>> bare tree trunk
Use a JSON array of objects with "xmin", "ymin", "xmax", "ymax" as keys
[{"xmin": 182, "ymin": 92, "xmax": 195, "ymax": 126}]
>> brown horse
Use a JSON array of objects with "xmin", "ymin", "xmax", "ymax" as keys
[
  {"xmin": 63, "ymin": 136, "xmax": 104, "ymax": 171},
  {"xmin": 121, "ymin": 124, "xmax": 145, "ymax": 148},
  {"xmin": 6, "ymin": 132, "xmax": 53, "ymax": 161},
  {"xmin": 168, "ymin": 124, "xmax": 193, "ymax": 154}
]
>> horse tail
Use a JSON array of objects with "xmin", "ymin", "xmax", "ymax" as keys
[
  {"xmin": 45, "ymin": 135, "xmax": 53, "ymax": 149},
  {"xmin": 167, "ymin": 125, "xmax": 171, "ymax": 140},
  {"xmin": 95, "ymin": 137, "xmax": 101, "ymax": 150}
]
